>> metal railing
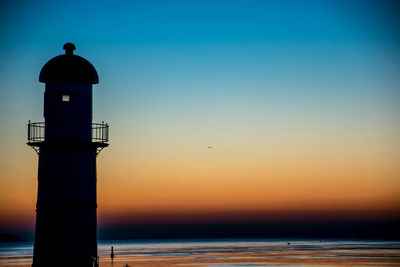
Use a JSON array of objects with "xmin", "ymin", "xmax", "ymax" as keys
[
  {"xmin": 27, "ymin": 121, "xmax": 109, "ymax": 144},
  {"xmin": 92, "ymin": 122, "xmax": 109, "ymax": 144},
  {"xmin": 27, "ymin": 121, "xmax": 45, "ymax": 143}
]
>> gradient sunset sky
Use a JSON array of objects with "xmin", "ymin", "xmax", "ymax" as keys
[{"xmin": 0, "ymin": 0, "xmax": 399, "ymax": 232}]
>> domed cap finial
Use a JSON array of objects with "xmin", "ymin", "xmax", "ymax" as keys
[
  {"xmin": 39, "ymin": 43, "xmax": 99, "ymax": 84},
  {"xmin": 63, "ymin": 43, "xmax": 76, "ymax": 55}
]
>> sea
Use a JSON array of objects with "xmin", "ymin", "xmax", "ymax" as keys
[{"xmin": 1, "ymin": 239, "xmax": 400, "ymax": 266}]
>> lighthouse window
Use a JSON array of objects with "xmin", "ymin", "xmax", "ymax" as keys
[{"xmin": 62, "ymin": 95, "xmax": 70, "ymax": 102}]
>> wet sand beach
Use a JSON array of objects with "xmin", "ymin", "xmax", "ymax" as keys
[
  {"xmin": 97, "ymin": 245, "xmax": 400, "ymax": 266},
  {"xmin": 98, "ymin": 251, "xmax": 400, "ymax": 267},
  {"xmin": 3, "ymin": 240, "xmax": 400, "ymax": 266}
]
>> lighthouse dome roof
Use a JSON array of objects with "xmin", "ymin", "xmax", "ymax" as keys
[{"xmin": 39, "ymin": 43, "xmax": 99, "ymax": 84}]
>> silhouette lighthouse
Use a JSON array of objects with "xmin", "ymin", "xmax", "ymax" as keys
[{"xmin": 27, "ymin": 43, "xmax": 109, "ymax": 267}]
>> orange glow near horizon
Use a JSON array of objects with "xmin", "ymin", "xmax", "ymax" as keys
[
  {"xmin": 1, "ymin": 124, "xmax": 400, "ymax": 230},
  {"xmin": 95, "ymin": 131, "xmax": 400, "ymax": 218},
  {"xmin": 1, "ymin": 160, "xmax": 400, "ymax": 229}
]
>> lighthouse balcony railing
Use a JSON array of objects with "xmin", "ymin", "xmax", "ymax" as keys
[
  {"xmin": 92, "ymin": 122, "xmax": 109, "ymax": 145},
  {"xmin": 27, "ymin": 121, "xmax": 109, "ymax": 145},
  {"xmin": 27, "ymin": 121, "xmax": 45, "ymax": 144}
]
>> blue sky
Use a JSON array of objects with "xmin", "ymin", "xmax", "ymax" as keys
[
  {"xmin": 1, "ymin": 0, "xmax": 399, "ymax": 114},
  {"xmin": 2, "ymin": 0, "xmax": 398, "ymax": 143}
]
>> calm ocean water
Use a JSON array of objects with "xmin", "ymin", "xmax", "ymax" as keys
[{"xmin": 1, "ymin": 239, "xmax": 400, "ymax": 266}]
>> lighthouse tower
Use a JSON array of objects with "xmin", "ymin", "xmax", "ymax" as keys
[{"xmin": 27, "ymin": 43, "xmax": 108, "ymax": 267}]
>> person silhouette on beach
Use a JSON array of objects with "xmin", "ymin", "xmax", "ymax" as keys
[{"xmin": 111, "ymin": 246, "xmax": 114, "ymax": 263}]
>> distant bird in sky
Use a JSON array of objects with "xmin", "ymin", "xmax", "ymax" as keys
[{"xmin": 208, "ymin": 146, "xmax": 212, "ymax": 149}]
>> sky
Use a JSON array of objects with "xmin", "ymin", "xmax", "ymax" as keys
[{"xmin": 0, "ymin": 0, "xmax": 400, "ymax": 235}]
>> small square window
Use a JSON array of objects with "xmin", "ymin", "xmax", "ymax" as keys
[{"xmin": 62, "ymin": 95, "xmax": 70, "ymax": 102}]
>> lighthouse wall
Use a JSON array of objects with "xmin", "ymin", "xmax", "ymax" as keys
[
  {"xmin": 32, "ymin": 81, "xmax": 98, "ymax": 267},
  {"xmin": 33, "ymin": 146, "xmax": 98, "ymax": 266},
  {"xmin": 44, "ymin": 81, "xmax": 92, "ymax": 143}
]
